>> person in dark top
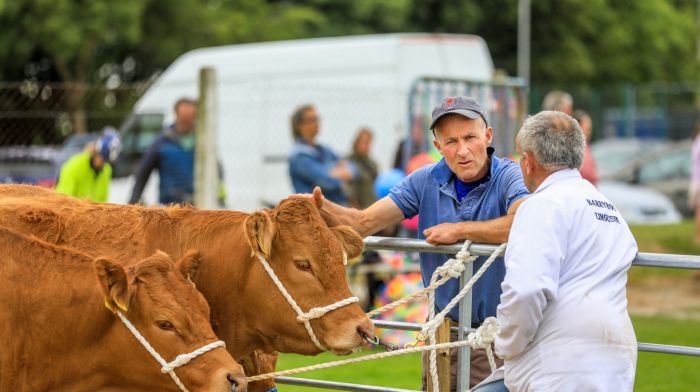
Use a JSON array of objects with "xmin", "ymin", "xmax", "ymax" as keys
[
  {"xmin": 347, "ymin": 128, "xmax": 379, "ymax": 209},
  {"xmin": 288, "ymin": 105, "xmax": 356, "ymax": 205},
  {"xmin": 130, "ymin": 98, "xmax": 225, "ymax": 206}
]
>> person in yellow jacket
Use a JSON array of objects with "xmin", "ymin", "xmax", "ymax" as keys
[{"xmin": 55, "ymin": 128, "xmax": 122, "ymax": 202}]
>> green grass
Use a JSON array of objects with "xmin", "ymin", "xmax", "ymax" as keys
[
  {"xmin": 271, "ymin": 222, "xmax": 700, "ymax": 391},
  {"xmin": 633, "ymin": 316, "xmax": 700, "ymax": 391},
  {"xmin": 629, "ymin": 220, "xmax": 700, "ymax": 255},
  {"xmin": 276, "ymin": 349, "xmax": 423, "ymax": 391},
  {"xmin": 628, "ymin": 220, "xmax": 699, "ymax": 282}
]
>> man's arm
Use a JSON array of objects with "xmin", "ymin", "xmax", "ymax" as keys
[
  {"xmin": 423, "ymin": 197, "xmax": 525, "ymax": 245},
  {"xmin": 316, "ymin": 187, "xmax": 405, "ymax": 236},
  {"xmin": 495, "ymin": 197, "xmax": 563, "ymax": 360}
]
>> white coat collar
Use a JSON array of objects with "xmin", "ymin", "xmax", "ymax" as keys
[{"xmin": 533, "ymin": 168, "xmax": 581, "ymax": 194}]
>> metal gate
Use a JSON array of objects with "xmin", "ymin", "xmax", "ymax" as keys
[
  {"xmin": 398, "ymin": 76, "xmax": 528, "ymax": 171},
  {"xmin": 273, "ymin": 237, "xmax": 700, "ymax": 392}
]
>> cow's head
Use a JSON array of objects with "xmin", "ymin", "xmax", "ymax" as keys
[
  {"xmin": 95, "ymin": 251, "xmax": 248, "ymax": 392},
  {"xmin": 243, "ymin": 196, "xmax": 374, "ymax": 355}
]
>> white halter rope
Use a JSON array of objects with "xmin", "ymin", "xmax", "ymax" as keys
[
  {"xmin": 116, "ymin": 311, "xmax": 227, "ymax": 392},
  {"xmin": 256, "ymin": 254, "xmax": 359, "ymax": 351}
]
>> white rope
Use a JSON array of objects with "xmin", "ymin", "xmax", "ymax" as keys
[
  {"xmin": 116, "ymin": 311, "xmax": 226, "ymax": 392},
  {"xmin": 467, "ymin": 317, "xmax": 500, "ymax": 372},
  {"xmin": 426, "ymin": 242, "xmax": 506, "ymax": 391},
  {"xmin": 245, "ymin": 242, "xmax": 508, "ymax": 385},
  {"xmin": 422, "ymin": 242, "xmax": 507, "ymax": 335},
  {"xmin": 247, "ymin": 321, "xmax": 499, "ymax": 383},
  {"xmin": 424, "ymin": 240, "xmax": 476, "ymax": 392},
  {"xmin": 256, "ymin": 254, "xmax": 359, "ymax": 351}
]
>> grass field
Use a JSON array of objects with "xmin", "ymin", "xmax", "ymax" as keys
[{"xmin": 271, "ymin": 222, "xmax": 700, "ymax": 391}]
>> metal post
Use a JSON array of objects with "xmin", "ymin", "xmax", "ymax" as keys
[
  {"xmin": 517, "ymin": 0, "xmax": 531, "ymax": 84},
  {"xmin": 194, "ymin": 67, "xmax": 218, "ymax": 209},
  {"xmin": 456, "ymin": 260, "xmax": 473, "ymax": 391}
]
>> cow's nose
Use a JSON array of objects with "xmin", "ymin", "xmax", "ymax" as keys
[
  {"xmin": 227, "ymin": 373, "xmax": 248, "ymax": 392},
  {"xmin": 357, "ymin": 324, "xmax": 376, "ymax": 344}
]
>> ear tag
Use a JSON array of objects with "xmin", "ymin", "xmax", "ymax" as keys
[
  {"xmin": 104, "ymin": 298, "xmax": 116, "ymax": 313},
  {"xmin": 342, "ymin": 250, "xmax": 348, "ymax": 266},
  {"xmin": 114, "ymin": 298, "xmax": 128, "ymax": 312}
]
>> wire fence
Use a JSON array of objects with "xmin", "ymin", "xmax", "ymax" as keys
[
  {"xmin": 2, "ymin": 78, "xmax": 699, "ymax": 210},
  {"xmin": 531, "ymin": 83, "xmax": 700, "ymax": 141},
  {"xmin": 0, "ymin": 81, "xmax": 149, "ymax": 146}
]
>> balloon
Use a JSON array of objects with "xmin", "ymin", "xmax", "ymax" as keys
[
  {"xmin": 373, "ymin": 270, "xmax": 428, "ymax": 346},
  {"xmin": 406, "ymin": 152, "xmax": 436, "ymax": 175},
  {"xmin": 401, "ymin": 215, "xmax": 419, "ymax": 231},
  {"xmin": 374, "ymin": 169, "xmax": 405, "ymax": 199}
]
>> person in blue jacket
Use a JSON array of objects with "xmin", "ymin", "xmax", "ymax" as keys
[
  {"xmin": 315, "ymin": 96, "xmax": 529, "ymax": 389},
  {"xmin": 288, "ymin": 105, "xmax": 356, "ymax": 205},
  {"xmin": 129, "ymin": 98, "xmax": 225, "ymax": 206}
]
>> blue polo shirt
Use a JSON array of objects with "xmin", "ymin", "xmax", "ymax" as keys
[{"xmin": 389, "ymin": 148, "xmax": 528, "ymax": 325}]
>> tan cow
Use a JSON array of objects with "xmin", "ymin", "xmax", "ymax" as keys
[
  {"xmin": 0, "ymin": 185, "xmax": 374, "ymax": 391},
  {"xmin": 0, "ymin": 226, "xmax": 247, "ymax": 392}
]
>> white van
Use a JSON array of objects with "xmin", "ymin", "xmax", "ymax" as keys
[{"xmin": 111, "ymin": 33, "xmax": 497, "ymax": 211}]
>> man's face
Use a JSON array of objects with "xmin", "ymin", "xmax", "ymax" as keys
[
  {"xmin": 175, "ymin": 103, "xmax": 197, "ymax": 134},
  {"xmin": 432, "ymin": 115, "xmax": 492, "ymax": 182},
  {"xmin": 299, "ymin": 108, "xmax": 320, "ymax": 142}
]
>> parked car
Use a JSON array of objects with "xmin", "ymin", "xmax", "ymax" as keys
[
  {"xmin": 591, "ymin": 138, "xmax": 670, "ymax": 179},
  {"xmin": 601, "ymin": 140, "xmax": 692, "ymax": 217},
  {"xmin": 0, "ymin": 146, "xmax": 60, "ymax": 188},
  {"xmin": 598, "ymin": 181, "xmax": 682, "ymax": 225}
]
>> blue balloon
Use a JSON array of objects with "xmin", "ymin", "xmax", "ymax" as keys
[{"xmin": 374, "ymin": 169, "xmax": 405, "ymax": 199}]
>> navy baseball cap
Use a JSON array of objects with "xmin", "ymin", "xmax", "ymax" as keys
[{"xmin": 429, "ymin": 96, "xmax": 488, "ymax": 130}]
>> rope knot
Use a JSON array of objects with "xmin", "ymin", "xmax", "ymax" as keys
[
  {"xmin": 467, "ymin": 316, "xmax": 499, "ymax": 349},
  {"xmin": 297, "ymin": 307, "xmax": 327, "ymax": 322},
  {"xmin": 435, "ymin": 257, "xmax": 465, "ymax": 279}
]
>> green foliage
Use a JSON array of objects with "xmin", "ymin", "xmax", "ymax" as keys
[
  {"xmin": 0, "ymin": 0, "xmax": 145, "ymax": 81},
  {"xmin": 0, "ymin": 0, "xmax": 697, "ymax": 85}
]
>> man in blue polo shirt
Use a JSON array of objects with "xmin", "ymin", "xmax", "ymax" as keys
[{"xmin": 315, "ymin": 96, "xmax": 528, "ymax": 389}]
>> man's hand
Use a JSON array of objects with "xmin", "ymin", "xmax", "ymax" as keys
[
  {"xmin": 423, "ymin": 222, "xmax": 464, "ymax": 245},
  {"xmin": 312, "ymin": 186, "xmax": 324, "ymax": 209}
]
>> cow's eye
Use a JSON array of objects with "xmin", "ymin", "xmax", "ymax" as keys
[
  {"xmin": 295, "ymin": 260, "xmax": 311, "ymax": 272},
  {"xmin": 156, "ymin": 320, "xmax": 175, "ymax": 331}
]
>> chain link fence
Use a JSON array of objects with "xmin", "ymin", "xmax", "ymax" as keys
[
  {"xmin": 0, "ymin": 81, "xmax": 150, "ymax": 188},
  {"xmin": 531, "ymin": 83, "xmax": 700, "ymax": 141}
]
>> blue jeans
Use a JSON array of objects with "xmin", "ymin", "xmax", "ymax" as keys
[{"xmin": 472, "ymin": 379, "xmax": 509, "ymax": 392}]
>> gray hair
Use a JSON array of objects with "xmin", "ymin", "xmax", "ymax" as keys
[
  {"xmin": 517, "ymin": 111, "xmax": 585, "ymax": 170},
  {"xmin": 541, "ymin": 90, "xmax": 573, "ymax": 112}
]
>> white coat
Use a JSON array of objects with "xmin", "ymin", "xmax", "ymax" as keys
[{"xmin": 495, "ymin": 169, "xmax": 637, "ymax": 391}]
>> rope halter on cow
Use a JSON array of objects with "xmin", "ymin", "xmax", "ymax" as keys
[
  {"xmin": 116, "ymin": 311, "xmax": 228, "ymax": 392},
  {"xmin": 256, "ymin": 254, "xmax": 359, "ymax": 351}
]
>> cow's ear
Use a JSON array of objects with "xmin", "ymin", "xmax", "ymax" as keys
[
  {"xmin": 244, "ymin": 210, "xmax": 276, "ymax": 258},
  {"xmin": 94, "ymin": 258, "xmax": 132, "ymax": 313},
  {"xmin": 176, "ymin": 249, "xmax": 202, "ymax": 284},
  {"xmin": 331, "ymin": 225, "xmax": 365, "ymax": 262}
]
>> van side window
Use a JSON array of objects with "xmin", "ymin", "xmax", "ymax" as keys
[{"xmin": 113, "ymin": 113, "xmax": 164, "ymax": 178}]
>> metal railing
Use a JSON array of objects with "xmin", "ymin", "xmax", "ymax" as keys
[{"xmin": 275, "ymin": 236, "xmax": 700, "ymax": 392}]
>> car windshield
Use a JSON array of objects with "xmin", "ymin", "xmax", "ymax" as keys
[
  {"xmin": 638, "ymin": 144, "xmax": 691, "ymax": 183},
  {"xmin": 591, "ymin": 138, "xmax": 670, "ymax": 179}
]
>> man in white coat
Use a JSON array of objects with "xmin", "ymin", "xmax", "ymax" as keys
[{"xmin": 494, "ymin": 111, "xmax": 638, "ymax": 391}]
